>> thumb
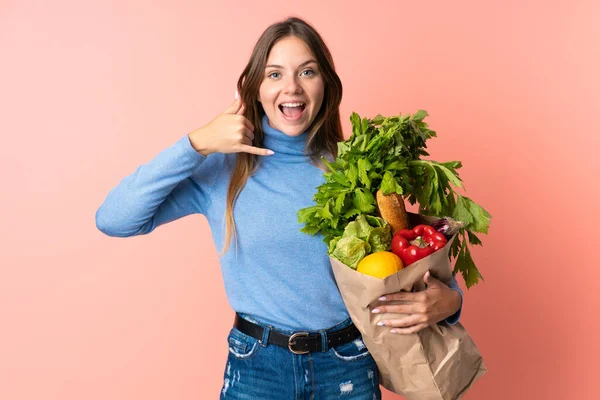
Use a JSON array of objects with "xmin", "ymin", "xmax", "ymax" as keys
[
  {"xmin": 423, "ymin": 271, "xmax": 442, "ymax": 288},
  {"xmin": 223, "ymin": 98, "xmax": 242, "ymax": 115},
  {"xmin": 233, "ymin": 90, "xmax": 246, "ymax": 115},
  {"xmin": 236, "ymin": 101, "xmax": 246, "ymax": 116}
]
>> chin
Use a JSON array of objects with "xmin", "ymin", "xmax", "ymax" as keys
[{"xmin": 281, "ymin": 125, "xmax": 308, "ymax": 137}]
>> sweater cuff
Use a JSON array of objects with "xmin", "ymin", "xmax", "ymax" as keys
[
  {"xmin": 176, "ymin": 134, "xmax": 208, "ymax": 164},
  {"xmin": 444, "ymin": 275, "xmax": 463, "ymax": 325}
]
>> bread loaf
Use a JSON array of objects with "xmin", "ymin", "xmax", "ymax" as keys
[{"xmin": 376, "ymin": 190, "xmax": 409, "ymax": 235}]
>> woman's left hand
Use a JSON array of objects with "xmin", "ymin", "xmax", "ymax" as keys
[{"xmin": 371, "ymin": 271, "xmax": 462, "ymax": 334}]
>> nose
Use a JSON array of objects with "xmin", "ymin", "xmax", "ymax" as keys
[{"xmin": 284, "ymin": 75, "xmax": 303, "ymax": 94}]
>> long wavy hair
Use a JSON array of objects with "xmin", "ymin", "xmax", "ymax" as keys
[{"xmin": 221, "ymin": 17, "xmax": 344, "ymax": 256}]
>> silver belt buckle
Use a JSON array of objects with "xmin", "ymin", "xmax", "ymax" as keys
[{"xmin": 288, "ymin": 332, "xmax": 310, "ymax": 354}]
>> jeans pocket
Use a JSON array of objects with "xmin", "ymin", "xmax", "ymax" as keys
[
  {"xmin": 227, "ymin": 327, "xmax": 260, "ymax": 360},
  {"xmin": 329, "ymin": 336, "xmax": 373, "ymax": 362}
]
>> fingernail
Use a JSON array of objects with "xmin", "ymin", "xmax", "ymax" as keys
[
  {"xmin": 266, "ymin": 149, "xmax": 274, "ymax": 155},
  {"xmin": 371, "ymin": 308, "xmax": 380, "ymax": 314},
  {"xmin": 378, "ymin": 296, "xmax": 386, "ymax": 301},
  {"xmin": 390, "ymin": 329, "xmax": 397, "ymax": 333},
  {"xmin": 377, "ymin": 321, "xmax": 385, "ymax": 326}
]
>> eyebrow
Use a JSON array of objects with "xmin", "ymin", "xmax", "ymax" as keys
[{"xmin": 265, "ymin": 59, "xmax": 317, "ymax": 69}]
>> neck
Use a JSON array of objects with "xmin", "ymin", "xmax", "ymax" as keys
[{"xmin": 261, "ymin": 115, "xmax": 310, "ymax": 158}]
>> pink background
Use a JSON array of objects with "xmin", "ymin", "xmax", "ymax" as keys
[{"xmin": 1, "ymin": 0, "xmax": 598, "ymax": 399}]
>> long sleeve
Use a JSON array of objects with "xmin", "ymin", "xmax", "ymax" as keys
[
  {"xmin": 444, "ymin": 275, "xmax": 463, "ymax": 325},
  {"xmin": 95, "ymin": 134, "xmax": 215, "ymax": 237}
]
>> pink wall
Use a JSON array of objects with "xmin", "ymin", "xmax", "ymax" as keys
[{"xmin": 1, "ymin": 0, "xmax": 598, "ymax": 399}]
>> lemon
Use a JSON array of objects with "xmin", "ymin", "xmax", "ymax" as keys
[{"xmin": 356, "ymin": 251, "xmax": 404, "ymax": 279}]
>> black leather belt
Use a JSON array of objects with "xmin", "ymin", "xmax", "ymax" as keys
[{"xmin": 234, "ymin": 313, "xmax": 361, "ymax": 355}]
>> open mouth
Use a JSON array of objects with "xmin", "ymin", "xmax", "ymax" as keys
[{"xmin": 278, "ymin": 102, "xmax": 306, "ymax": 120}]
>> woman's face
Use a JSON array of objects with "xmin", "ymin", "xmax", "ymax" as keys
[{"xmin": 258, "ymin": 36, "xmax": 325, "ymax": 137}]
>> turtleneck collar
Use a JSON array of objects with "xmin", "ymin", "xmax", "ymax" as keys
[{"xmin": 261, "ymin": 114, "xmax": 309, "ymax": 158}]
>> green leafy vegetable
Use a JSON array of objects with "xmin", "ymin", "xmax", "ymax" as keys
[
  {"xmin": 331, "ymin": 237, "xmax": 369, "ymax": 270},
  {"xmin": 329, "ymin": 215, "xmax": 390, "ymax": 270},
  {"xmin": 298, "ymin": 110, "xmax": 492, "ymax": 288}
]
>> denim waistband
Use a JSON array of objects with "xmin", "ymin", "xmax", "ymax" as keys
[{"xmin": 236, "ymin": 312, "xmax": 355, "ymax": 335}]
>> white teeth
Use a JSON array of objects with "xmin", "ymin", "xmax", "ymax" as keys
[{"xmin": 281, "ymin": 102, "xmax": 304, "ymax": 107}]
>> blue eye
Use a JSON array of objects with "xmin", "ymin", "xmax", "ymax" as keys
[
  {"xmin": 268, "ymin": 72, "xmax": 281, "ymax": 79},
  {"xmin": 301, "ymin": 69, "xmax": 315, "ymax": 77}
]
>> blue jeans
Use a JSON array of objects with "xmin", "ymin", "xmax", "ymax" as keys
[{"xmin": 220, "ymin": 313, "xmax": 382, "ymax": 399}]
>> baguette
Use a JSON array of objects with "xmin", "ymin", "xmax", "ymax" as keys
[{"xmin": 376, "ymin": 190, "xmax": 409, "ymax": 235}]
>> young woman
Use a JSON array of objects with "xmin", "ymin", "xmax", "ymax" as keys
[{"xmin": 96, "ymin": 16, "xmax": 463, "ymax": 400}]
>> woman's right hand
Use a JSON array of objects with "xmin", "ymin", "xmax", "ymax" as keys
[{"xmin": 188, "ymin": 99, "xmax": 274, "ymax": 157}]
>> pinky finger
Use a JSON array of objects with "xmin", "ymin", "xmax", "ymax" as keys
[
  {"xmin": 390, "ymin": 323, "xmax": 429, "ymax": 335},
  {"xmin": 239, "ymin": 144, "xmax": 275, "ymax": 156}
]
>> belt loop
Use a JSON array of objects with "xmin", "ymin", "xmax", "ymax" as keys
[
  {"xmin": 260, "ymin": 325, "xmax": 271, "ymax": 348},
  {"xmin": 319, "ymin": 329, "xmax": 328, "ymax": 352}
]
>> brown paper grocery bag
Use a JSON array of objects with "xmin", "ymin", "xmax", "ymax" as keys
[{"xmin": 329, "ymin": 216, "xmax": 487, "ymax": 400}]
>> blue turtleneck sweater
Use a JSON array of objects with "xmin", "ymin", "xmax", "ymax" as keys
[{"xmin": 95, "ymin": 115, "xmax": 462, "ymax": 331}]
